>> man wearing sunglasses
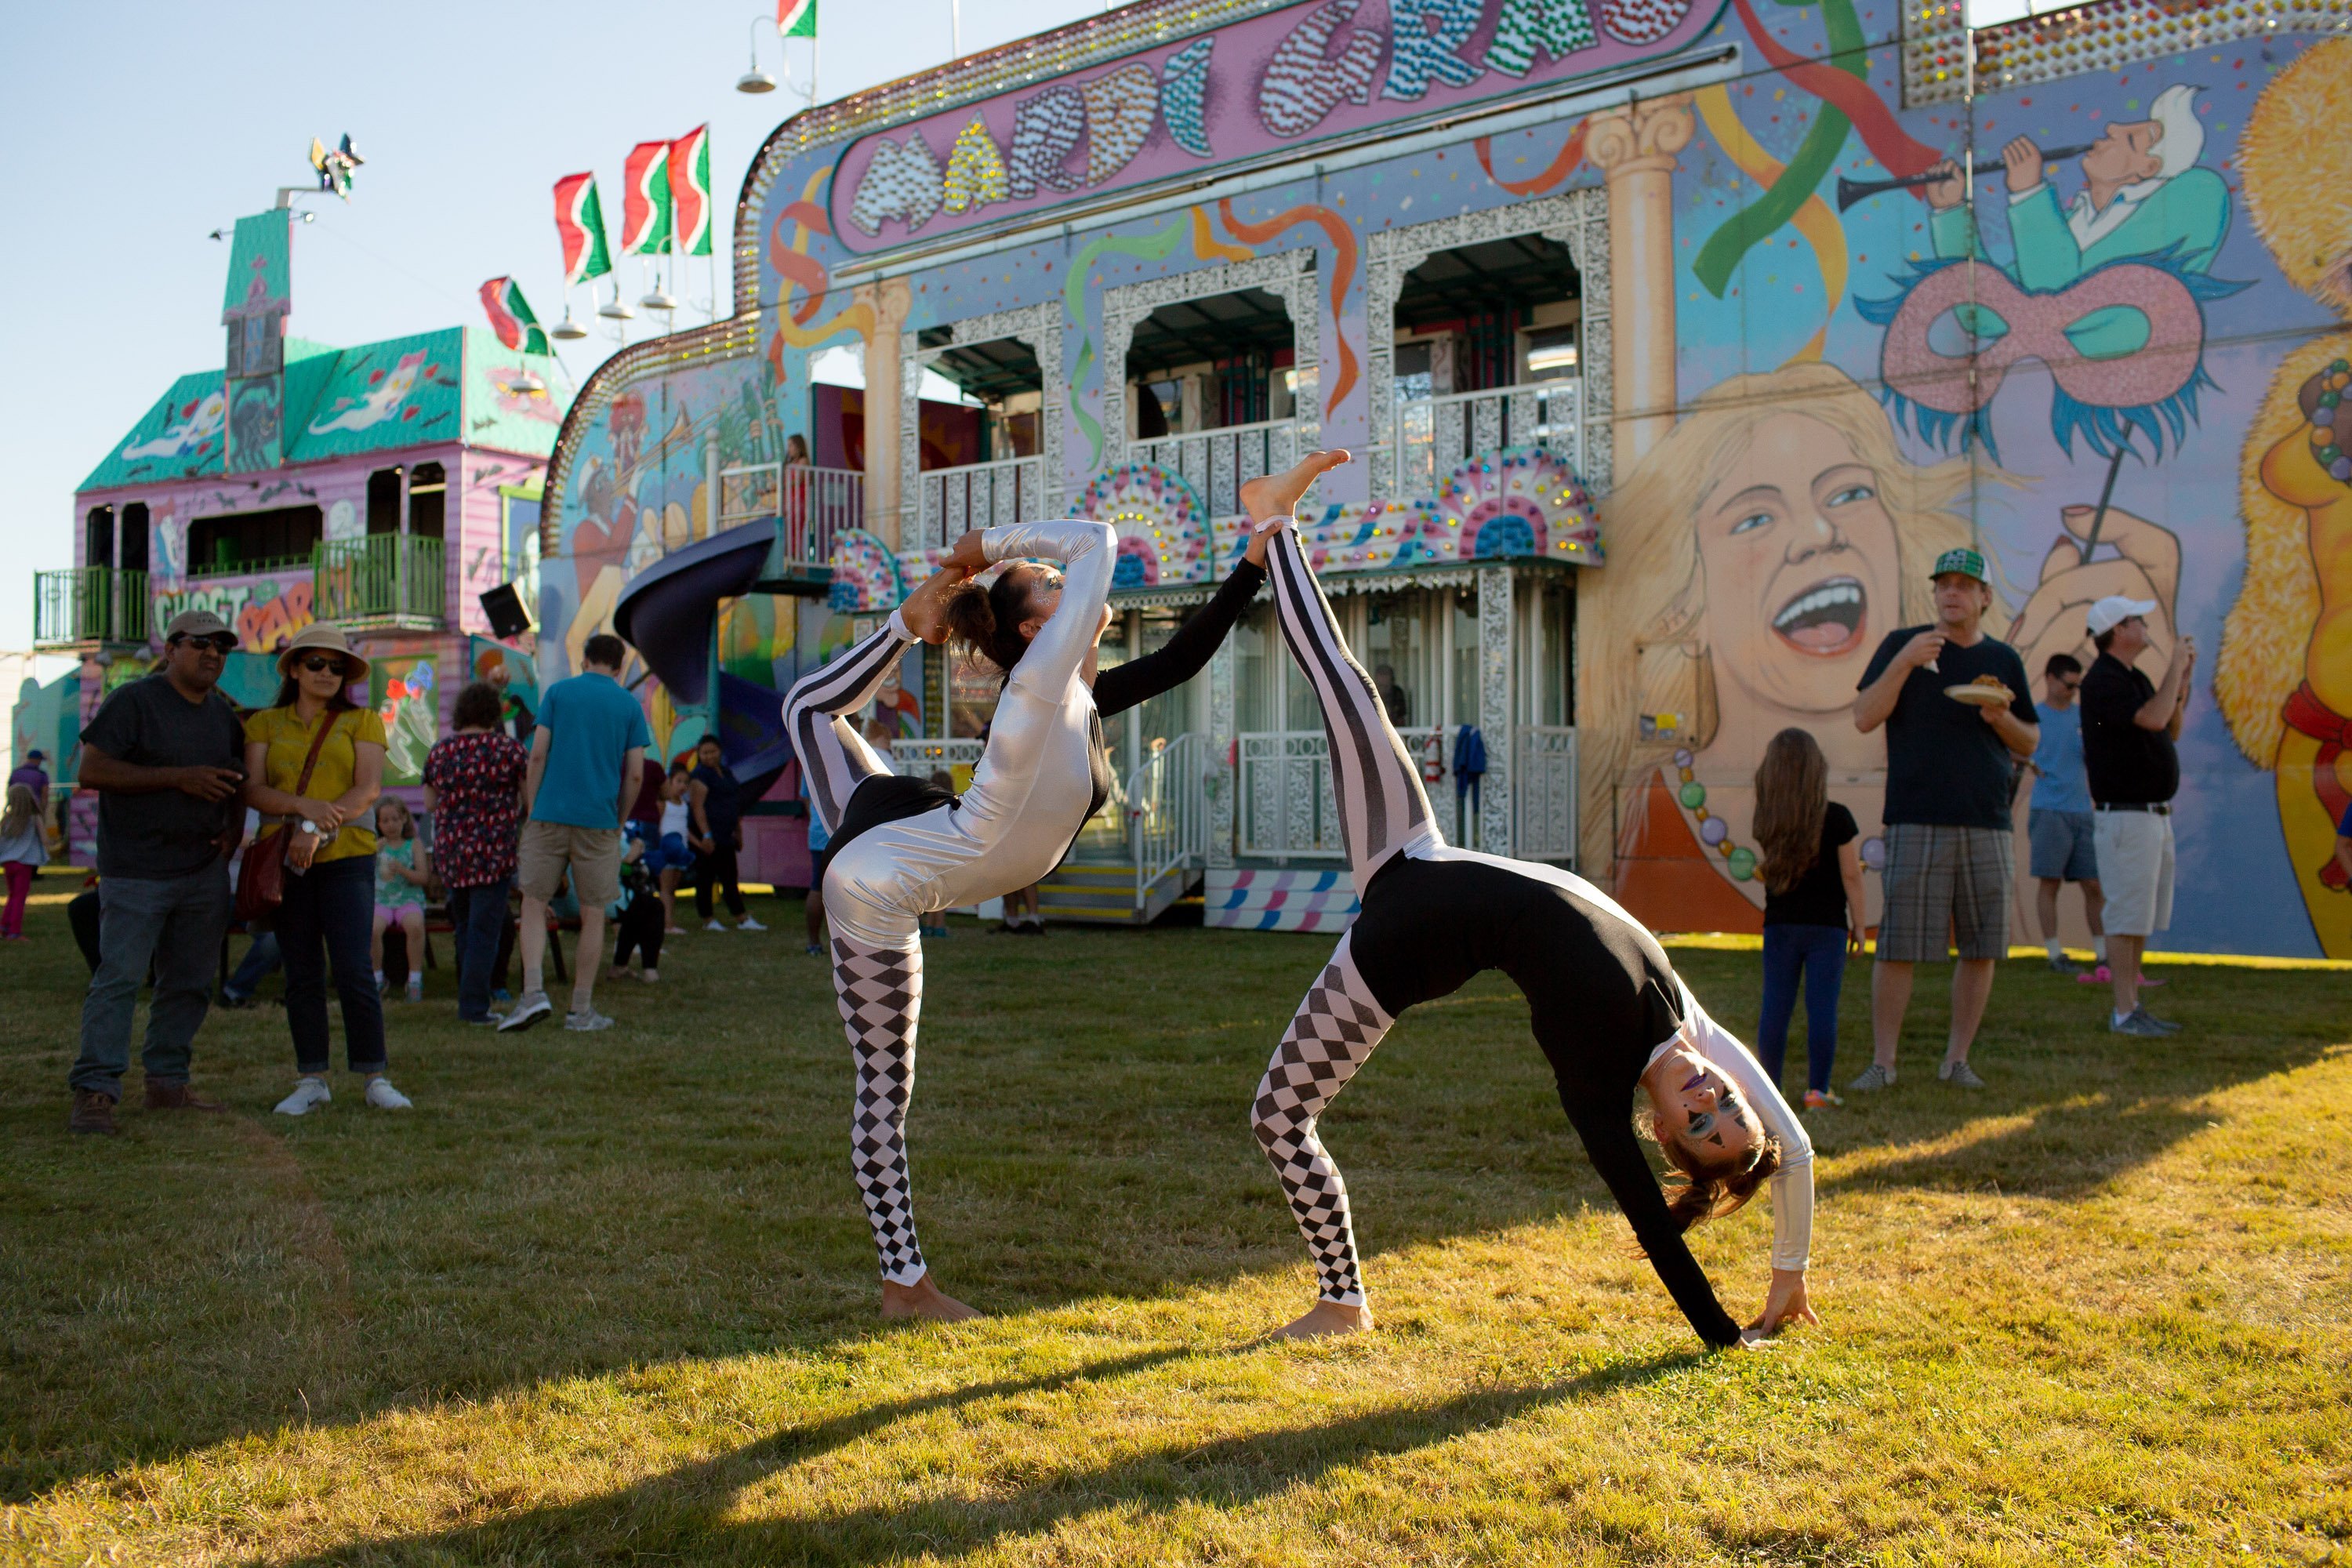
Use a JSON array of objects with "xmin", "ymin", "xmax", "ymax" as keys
[{"xmin": 67, "ymin": 611, "xmax": 249, "ymax": 1135}]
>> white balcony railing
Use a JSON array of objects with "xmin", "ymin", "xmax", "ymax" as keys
[
  {"xmin": 916, "ymin": 455, "xmax": 1044, "ymax": 550},
  {"xmin": 1392, "ymin": 379, "xmax": 1582, "ymax": 499},
  {"xmin": 1127, "ymin": 731, "xmax": 1210, "ymax": 900},
  {"xmin": 1238, "ymin": 725, "xmax": 1572, "ymax": 864},
  {"xmin": 1132, "ymin": 417, "xmax": 1298, "ymax": 518},
  {"xmin": 720, "ymin": 463, "xmax": 863, "ymax": 564},
  {"xmin": 887, "ymin": 737, "xmax": 986, "ymax": 775}
]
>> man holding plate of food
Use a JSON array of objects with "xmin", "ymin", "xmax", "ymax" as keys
[{"xmin": 1850, "ymin": 547, "xmax": 2041, "ymax": 1091}]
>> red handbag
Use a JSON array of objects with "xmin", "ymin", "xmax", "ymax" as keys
[{"xmin": 234, "ymin": 713, "xmax": 344, "ymax": 927}]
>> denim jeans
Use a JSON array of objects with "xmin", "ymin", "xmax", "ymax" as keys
[
  {"xmin": 277, "ymin": 853, "xmax": 386, "ymax": 1076},
  {"xmin": 222, "ymin": 930, "xmax": 282, "ymax": 1001},
  {"xmin": 447, "ymin": 877, "xmax": 511, "ymax": 1022},
  {"xmin": 70, "ymin": 861, "xmax": 231, "ymax": 1098},
  {"xmin": 1758, "ymin": 922, "xmax": 1847, "ymax": 1095}
]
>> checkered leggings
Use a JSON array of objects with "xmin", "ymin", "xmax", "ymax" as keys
[
  {"xmin": 833, "ymin": 935, "xmax": 927, "ymax": 1284},
  {"xmin": 1250, "ymin": 931, "xmax": 1395, "ymax": 1305}
]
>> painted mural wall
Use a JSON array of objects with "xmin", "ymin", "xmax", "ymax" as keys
[{"xmin": 539, "ymin": 0, "xmax": 2352, "ymax": 955}]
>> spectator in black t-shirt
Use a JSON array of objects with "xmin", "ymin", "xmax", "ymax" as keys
[
  {"xmin": 1849, "ymin": 547, "xmax": 2038, "ymax": 1092},
  {"xmin": 689, "ymin": 734, "xmax": 763, "ymax": 931},
  {"xmin": 2080, "ymin": 594, "xmax": 2194, "ymax": 1037},
  {"xmin": 66, "ymin": 611, "xmax": 249, "ymax": 1134},
  {"xmin": 1752, "ymin": 728, "xmax": 1867, "ymax": 1108}
]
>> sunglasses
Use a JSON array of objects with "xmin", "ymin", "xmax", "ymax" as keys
[
  {"xmin": 171, "ymin": 635, "xmax": 235, "ymax": 653},
  {"xmin": 296, "ymin": 655, "xmax": 347, "ymax": 674}
]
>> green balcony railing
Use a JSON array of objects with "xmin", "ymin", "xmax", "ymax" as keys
[
  {"xmin": 314, "ymin": 535, "xmax": 447, "ymax": 626},
  {"xmin": 34, "ymin": 568, "xmax": 149, "ymax": 648}
]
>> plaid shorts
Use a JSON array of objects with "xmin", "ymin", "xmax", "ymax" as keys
[{"xmin": 1877, "ymin": 822, "xmax": 2013, "ymax": 963}]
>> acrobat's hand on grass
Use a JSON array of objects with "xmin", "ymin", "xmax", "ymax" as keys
[
  {"xmin": 1747, "ymin": 1268, "xmax": 1820, "ymax": 1338},
  {"xmin": 1238, "ymin": 448, "xmax": 1352, "ymax": 528}
]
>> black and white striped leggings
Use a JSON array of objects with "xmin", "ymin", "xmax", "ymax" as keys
[
  {"xmin": 780, "ymin": 616, "xmax": 932, "ymax": 1286},
  {"xmin": 1248, "ymin": 524, "xmax": 1442, "ymax": 1305}
]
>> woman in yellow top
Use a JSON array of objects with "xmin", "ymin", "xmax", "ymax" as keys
[{"xmin": 240, "ymin": 623, "xmax": 411, "ymax": 1116}]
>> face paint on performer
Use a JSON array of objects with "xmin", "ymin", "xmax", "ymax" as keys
[{"xmin": 1654, "ymin": 1054, "xmax": 1762, "ymax": 1168}]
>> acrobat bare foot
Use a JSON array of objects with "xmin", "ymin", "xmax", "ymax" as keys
[
  {"xmin": 880, "ymin": 1274, "xmax": 982, "ymax": 1323},
  {"xmin": 1266, "ymin": 1300, "xmax": 1374, "ymax": 1340},
  {"xmin": 1238, "ymin": 448, "xmax": 1352, "ymax": 526}
]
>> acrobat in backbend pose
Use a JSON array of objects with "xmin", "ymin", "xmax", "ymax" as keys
[
  {"xmin": 783, "ymin": 517, "xmax": 1284, "ymax": 1321},
  {"xmin": 1240, "ymin": 452, "xmax": 1818, "ymax": 1348}
]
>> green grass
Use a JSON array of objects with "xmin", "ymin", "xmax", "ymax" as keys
[{"xmin": 2, "ymin": 872, "xmax": 2348, "ymax": 1566}]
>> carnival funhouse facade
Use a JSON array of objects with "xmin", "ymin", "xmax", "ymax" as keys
[
  {"xmin": 28, "ymin": 206, "xmax": 566, "ymax": 850},
  {"xmin": 539, "ymin": 0, "xmax": 2352, "ymax": 956}
]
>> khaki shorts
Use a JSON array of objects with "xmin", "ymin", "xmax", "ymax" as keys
[
  {"xmin": 517, "ymin": 819, "xmax": 623, "ymax": 906},
  {"xmin": 2092, "ymin": 808, "xmax": 2175, "ymax": 937}
]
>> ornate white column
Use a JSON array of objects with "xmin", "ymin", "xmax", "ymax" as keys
[
  {"xmin": 858, "ymin": 276, "xmax": 913, "ymax": 548},
  {"xmin": 1477, "ymin": 564, "xmax": 1514, "ymax": 857},
  {"xmin": 1208, "ymin": 637, "xmax": 1237, "ymax": 869},
  {"xmin": 1585, "ymin": 94, "xmax": 1692, "ymax": 464}
]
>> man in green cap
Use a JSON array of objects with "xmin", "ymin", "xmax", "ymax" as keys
[
  {"xmin": 67, "ymin": 609, "xmax": 249, "ymax": 1134},
  {"xmin": 1850, "ymin": 547, "xmax": 2039, "ymax": 1092}
]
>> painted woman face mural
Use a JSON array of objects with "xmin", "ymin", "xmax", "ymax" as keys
[{"xmin": 1588, "ymin": 361, "xmax": 1987, "ymax": 923}]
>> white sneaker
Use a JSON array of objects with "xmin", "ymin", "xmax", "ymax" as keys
[
  {"xmin": 498, "ymin": 992, "xmax": 554, "ymax": 1033},
  {"xmin": 274, "ymin": 1077, "xmax": 332, "ymax": 1116},
  {"xmin": 737, "ymin": 916, "xmax": 767, "ymax": 931},
  {"xmin": 364, "ymin": 1076, "xmax": 413, "ymax": 1109},
  {"xmin": 705, "ymin": 919, "xmax": 727, "ymax": 931},
  {"xmin": 564, "ymin": 1006, "xmax": 615, "ymax": 1032},
  {"xmin": 404, "ymin": 981, "xmax": 423, "ymax": 1004}
]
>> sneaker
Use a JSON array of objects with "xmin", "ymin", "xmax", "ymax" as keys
[
  {"xmin": 1848, "ymin": 1062, "xmax": 1896, "ymax": 1093},
  {"xmin": 706, "ymin": 919, "xmax": 728, "ymax": 931},
  {"xmin": 143, "ymin": 1081, "xmax": 225, "ymax": 1112},
  {"xmin": 460, "ymin": 1013, "xmax": 501, "ymax": 1027},
  {"xmin": 493, "ymin": 988, "xmax": 514, "ymax": 1005},
  {"xmin": 641, "ymin": 968, "xmax": 659, "ymax": 983},
  {"xmin": 274, "ymin": 1078, "xmax": 332, "ymax": 1116},
  {"xmin": 1938, "ymin": 1058, "xmax": 1987, "ymax": 1089},
  {"xmin": 364, "ymin": 1076, "xmax": 413, "ymax": 1110},
  {"xmin": 499, "ymin": 992, "xmax": 555, "ymax": 1033},
  {"xmin": 68, "ymin": 1088, "xmax": 118, "ymax": 1136},
  {"xmin": 216, "ymin": 992, "xmax": 256, "ymax": 1010},
  {"xmin": 564, "ymin": 1006, "xmax": 615, "ymax": 1032},
  {"xmin": 2074, "ymin": 964, "xmax": 2114, "ymax": 985},
  {"xmin": 1802, "ymin": 1088, "xmax": 1843, "ymax": 1109},
  {"xmin": 804, "ymin": 942, "xmax": 823, "ymax": 956},
  {"xmin": 736, "ymin": 916, "xmax": 767, "ymax": 932},
  {"xmin": 2111, "ymin": 1007, "xmax": 2182, "ymax": 1037},
  {"xmin": 2045, "ymin": 954, "xmax": 2084, "ymax": 975},
  {"xmin": 405, "ymin": 980, "xmax": 423, "ymax": 1004}
]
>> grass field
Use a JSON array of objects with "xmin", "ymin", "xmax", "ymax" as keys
[{"xmin": 3, "ymin": 871, "xmax": 2349, "ymax": 1566}]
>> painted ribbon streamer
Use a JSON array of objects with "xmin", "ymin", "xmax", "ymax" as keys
[
  {"xmin": 1693, "ymin": 84, "xmax": 1847, "ymax": 362},
  {"xmin": 768, "ymin": 169, "xmax": 875, "ymax": 359},
  {"xmin": 1694, "ymin": 0, "xmax": 1872, "ymax": 299},
  {"xmin": 1472, "ymin": 122, "xmax": 1590, "ymax": 196},
  {"xmin": 2283, "ymin": 681, "xmax": 2352, "ymax": 888},
  {"xmin": 1730, "ymin": 0, "xmax": 1938, "ymax": 182},
  {"xmin": 1066, "ymin": 223, "xmax": 1192, "ymax": 470},
  {"xmin": 1190, "ymin": 204, "xmax": 1254, "ymax": 263},
  {"xmin": 1867, "ymin": 257, "xmax": 2227, "ymax": 460},
  {"xmin": 1216, "ymin": 198, "xmax": 1360, "ymax": 414}
]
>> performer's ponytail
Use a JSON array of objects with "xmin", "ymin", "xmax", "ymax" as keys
[{"xmin": 941, "ymin": 570, "xmax": 1035, "ymax": 680}]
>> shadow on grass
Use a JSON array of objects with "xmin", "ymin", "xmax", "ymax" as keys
[
  {"xmin": 257, "ymin": 1347, "xmax": 1694, "ymax": 1566},
  {"xmin": 5, "ymin": 911, "xmax": 2344, "ymax": 1505}
]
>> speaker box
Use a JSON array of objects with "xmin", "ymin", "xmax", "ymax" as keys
[{"xmin": 479, "ymin": 582, "xmax": 535, "ymax": 639}]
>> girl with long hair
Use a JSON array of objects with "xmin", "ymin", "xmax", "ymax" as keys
[
  {"xmin": 782, "ymin": 511, "xmax": 1283, "ymax": 1321},
  {"xmin": 368, "ymin": 797, "xmax": 430, "ymax": 1003},
  {"xmin": 1751, "ymin": 728, "xmax": 1866, "ymax": 1106},
  {"xmin": 0, "ymin": 781, "xmax": 47, "ymax": 941},
  {"xmin": 1242, "ymin": 451, "xmax": 1817, "ymax": 1348}
]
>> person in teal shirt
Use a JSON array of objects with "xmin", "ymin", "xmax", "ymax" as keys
[{"xmin": 1923, "ymin": 84, "xmax": 2230, "ymax": 360}]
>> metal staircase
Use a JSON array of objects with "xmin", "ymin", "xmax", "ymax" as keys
[{"xmin": 1037, "ymin": 731, "xmax": 1210, "ymax": 925}]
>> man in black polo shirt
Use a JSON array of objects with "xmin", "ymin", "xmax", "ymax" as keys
[
  {"xmin": 2080, "ymin": 593, "xmax": 2194, "ymax": 1036},
  {"xmin": 1850, "ymin": 547, "xmax": 2038, "ymax": 1091},
  {"xmin": 67, "ymin": 611, "xmax": 249, "ymax": 1134}
]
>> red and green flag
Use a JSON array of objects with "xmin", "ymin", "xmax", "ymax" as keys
[
  {"xmin": 478, "ymin": 277, "xmax": 550, "ymax": 355},
  {"xmin": 670, "ymin": 125, "xmax": 714, "ymax": 259},
  {"xmin": 778, "ymin": 0, "xmax": 816, "ymax": 37},
  {"xmin": 553, "ymin": 173, "xmax": 613, "ymax": 286},
  {"xmin": 620, "ymin": 140, "xmax": 673, "ymax": 258}
]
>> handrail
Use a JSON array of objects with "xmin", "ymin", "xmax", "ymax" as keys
[
  {"xmin": 34, "ymin": 567, "xmax": 148, "ymax": 648},
  {"xmin": 1131, "ymin": 419, "xmax": 1302, "ymax": 518},
  {"xmin": 916, "ymin": 452, "xmax": 1043, "ymax": 550},
  {"xmin": 721, "ymin": 463, "xmax": 862, "ymax": 564},
  {"xmin": 313, "ymin": 534, "xmax": 447, "ymax": 624},
  {"xmin": 1125, "ymin": 731, "xmax": 1207, "ymax": 907}
]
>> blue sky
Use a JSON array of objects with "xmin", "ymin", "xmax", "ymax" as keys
[{"xmin": 0, "ymin": 0, "xmax": 1113, "ymax": 652}]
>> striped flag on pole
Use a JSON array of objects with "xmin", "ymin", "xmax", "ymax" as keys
[
  {"xmin": 778, "ymin": 0, "xmax": 816, "ymax": 37},
  {"xmin": 479, "ymin": 277, "xmax": 551, "ymax": 355},
  {"xmin": 620, "ymin": 140, "xmax": 673, "ymax": 257},
  {"xmin": 553, "ymin": 173, "xmax": 613, "ymax": 285},
  {"xmin": 669, "ymin": 125, "xmax": 713, "ymax": 259}
]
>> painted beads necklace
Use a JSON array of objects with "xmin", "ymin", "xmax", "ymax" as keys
[
  {"xmin": 2306, "ymin": 359, "xmax": 2352, "ymax": 483},
  {"xmin": 1671, "ymin": 747, "xmax": 1889, "ymax": 884}
]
